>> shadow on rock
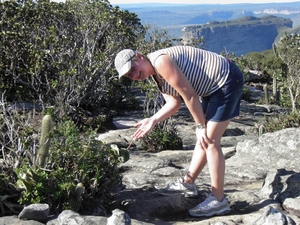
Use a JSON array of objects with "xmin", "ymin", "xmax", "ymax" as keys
[{"xmin": 111, "ymin": 187, "xmax": 217, "ymax": 223}]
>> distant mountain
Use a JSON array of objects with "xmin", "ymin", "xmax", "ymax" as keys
[
  {"xmin": 117, "ymin": 2, "xmax": 300, "ymax": 33},
  {"xmin": 115, "ymin": 2, "xmax": 300, "ymax": 55},
  {"xmin": 182, "ymin": 15, "xmax": 293, "ymax": 56}
]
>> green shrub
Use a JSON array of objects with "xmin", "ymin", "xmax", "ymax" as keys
[
  {"xmin": 142, "ymin": 120, "xmax": 183, "ymax": 152},
  {"xmin": 257, "ymin": 111, "xmax": 300, "ymax": 134},
  {"xmin": 136, "ymin": 78, "xmax": 183, "ymax": 152},
  {"xmin": 0, "ymin": 0, "xmax": 144, "ymax": 119},
  {"xmin": 15, "ymin": 119, "xmax": 126, "ymax": 214}
]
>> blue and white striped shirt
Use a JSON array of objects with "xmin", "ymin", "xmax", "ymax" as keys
[{"xmin": 147, "ymin": 46, "xmax": 230, "ymax": 97}]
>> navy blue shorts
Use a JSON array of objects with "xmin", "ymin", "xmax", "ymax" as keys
[{"xmin": 202, "ymin": 60, "xmax": 244, "ymax": 122}]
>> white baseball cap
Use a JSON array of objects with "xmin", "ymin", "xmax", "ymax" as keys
[{"xmin": 114, "ymin": 49, "xmax": 136, "ymax": 79}]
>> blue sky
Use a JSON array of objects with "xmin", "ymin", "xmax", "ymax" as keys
[{"xmin": 110, "ymin": 0, "xmax": 299, "ymax": 4}]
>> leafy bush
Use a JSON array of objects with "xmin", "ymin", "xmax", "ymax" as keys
[
  {"xmin": 143, "ymin": 120, "xmax": 183, "ymax": 152},
  {"xmin": 14, "ymin": 118, "xmax": 127, "ymax": 214},
  {"xmin": 274, "ymin": 33, "xmax": 300, "ymax": 112},
  {"xmin": 135, "ymin": 78, "xmax": 183, "ymax": 152},
  {"xmin": 0, "ymin": 99, "xmax": 128, "ymax": 215},
  {"xmin": 257, "ymin": 111, "xmax": 300, "ymax": 134},
  {"xmin": 0, "ymin": 0, "xmax": 144, "ymax": 123}
]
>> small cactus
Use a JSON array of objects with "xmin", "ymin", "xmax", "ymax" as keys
[
  {"xmin": 75, "ymin": 182, "xmax": 84, "ymax": 202},
  {"xmin": 74, "ymin": 182, "xmax": 84, "ymax": 210},
  {"xmin": 263, "ymin": 84, "xmax": 269, "ymax": 105},
  {"xmin": 258, "ymin": 124, "xmax": 265, "ymax": 136},
  {"xmin": 35, "ymin": 115, "xmax": 53, "ymax": 167}
]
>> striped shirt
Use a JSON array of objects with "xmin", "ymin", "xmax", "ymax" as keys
[{"xmin": 147, "ymin": 46, "xmax": 230, "ymax": 97}]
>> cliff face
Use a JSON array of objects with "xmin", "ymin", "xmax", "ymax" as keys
[{"xmin": 181, "ymin": 16, "xmax": 293, "ymax": 56}]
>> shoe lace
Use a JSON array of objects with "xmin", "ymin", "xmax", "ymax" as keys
[{"xmin": 195, "ymin": 194, "xmax": 215, "ymax": 210}]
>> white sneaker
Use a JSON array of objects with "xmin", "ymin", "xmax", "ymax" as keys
[
  {"xmin": 158, "ymin": 177, "xmax": 198, "ymax": 197},
  {"xmin": 189, "ymin": 193, "xmax": 230, "ymax": 217}
]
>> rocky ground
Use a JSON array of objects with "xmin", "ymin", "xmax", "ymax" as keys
[
  {"xmin": 96, "ymin": 99, "xmax": 300, "ymax": 225},
  {"xmin": 1, "ymin": 90, "xmax": 300, "ymax": 225}
]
